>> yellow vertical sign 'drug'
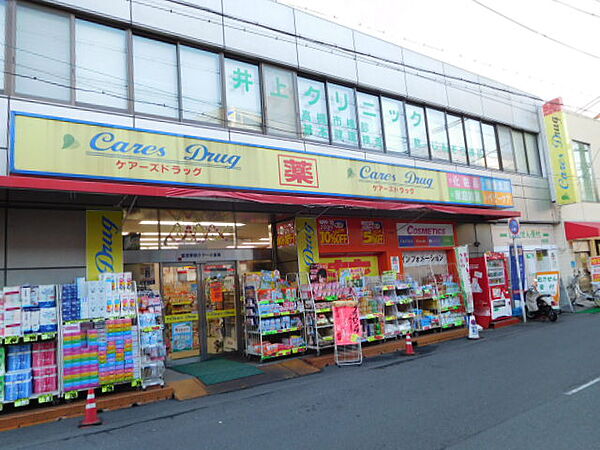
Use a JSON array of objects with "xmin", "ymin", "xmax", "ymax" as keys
[
  {"xmin": 543, "ymin": 98, "xmax": 580, "ymax": 205},
  {"xmin": 86, "ymin": 210, "xmax": 123, "ymax": 280}
]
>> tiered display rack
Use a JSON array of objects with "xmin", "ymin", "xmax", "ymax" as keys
[
  {"xmin": 0, "ymin": 274, "xmax": 166, "ymax": 414},
  {"xmin": 243, "ymin": 272, "xmax": 307, "ymax": 361},
  {"xmin": 301, "ymin": 277, "xmax": 356, "ymax": 355}
]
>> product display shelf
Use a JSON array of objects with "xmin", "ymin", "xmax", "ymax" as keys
[
  {"xmin": 137, "ymin": 290, "xmax": 166, "ymax": 389},
  {"xmin": 1, "ymin": 284, "xmax": 61, "ymax": 412},
  {"xmin": 438, "ymin": 285, "xmax": 467, "ymax": 330},
  {"xmin": 0, "ymin": 285, "xmax": 60, "ymax": 411},
  {"xmin": 356, "ymin": 283, "xmax": 386, "ymax": 343},
  {"xmin": 300, "ymin": 276, "xmax": 357, "ymax": 355},
  {"xmin": 243, "ymin": 272, "xmax": 307, "ymax": 361},
  {"xmin": 60, "ymin": 276, "xmax": 143, "ymax": 401},
  {"xmin": 377, "ymin": 282, "xmax": 416, "ymax": 339}
]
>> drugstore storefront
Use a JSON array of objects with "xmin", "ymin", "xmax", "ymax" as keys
[{"xmin": 4, "ymin": 112, "xmax": 521, "ymax": 363}]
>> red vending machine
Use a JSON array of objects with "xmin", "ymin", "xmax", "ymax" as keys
[{"xmin": 469, "ymin": 252, "xmax": 512, "ymax": 328}]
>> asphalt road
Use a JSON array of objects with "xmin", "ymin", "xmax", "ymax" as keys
[{"xmin": 4, "ymin": 311, "xmax": 600, "ymax": 450}]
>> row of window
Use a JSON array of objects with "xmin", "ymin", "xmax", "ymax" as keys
[{"xmin": 3, "ymin": 2, "xmax": 542, "ymax": 175}]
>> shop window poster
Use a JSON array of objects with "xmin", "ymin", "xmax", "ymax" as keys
[
  {"xmin": 276, "ymin": 220, "xmax": 296, "ymax": 248},
  {"xmin": 317, "ymin": 218, "xmax": 349, "ymax": 245},
  {"xmin": 171, "ymin": 322, "xmax": 194, "ymax": 352},
  {"xmin": 361, "ymin": 220, "xmax": 385, "ymax": 245}
]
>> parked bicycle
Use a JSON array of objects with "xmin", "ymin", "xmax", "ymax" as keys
[{"xmin": 567, "ymin": 270, "xmax": 600, "ymax": 307}]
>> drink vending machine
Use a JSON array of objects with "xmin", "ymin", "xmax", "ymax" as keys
[{"xmin": 469, "ymin": 252, "xmax": 512, "ymax": 328}]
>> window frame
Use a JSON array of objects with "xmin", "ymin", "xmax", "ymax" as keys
[
  {"xmin": 572, "ymin": 140, "xmax": 598, "ymax": 202},
  {"xmin": 262, "ymin": 63, "xmax": 299, "ymax": 138},
  {"xmin": 178, "ymin": 44, "xmax": 225, "ymax": 127},
  {"xmin": 73, "ymin": 18, "xmax": 130, "ymax": 113},
  {"xmin": 13, "ymin": 2, "xmax": 74, "ymax": 105},
  {"xmin": 2, "ymin": 0, "xmax": 545, "ymax": 177},
  {"xmin": 481, "ymin": 122, "xmax": 501, "ymax": 171},
  {"xmin": 223, "ymin": 56, "xmax": 264, "ymax": 133},
  {"xmin": 326, "ymin": 81, "xmax": 360, "ymax": 150}
]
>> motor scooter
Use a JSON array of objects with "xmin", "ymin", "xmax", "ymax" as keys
[{"xmin": 525, "ymin": 279, "xmax": 558, "ymax": 322}]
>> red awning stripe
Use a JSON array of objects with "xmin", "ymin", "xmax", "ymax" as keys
[
  {"xmin": 0, "ymin": 175, "xmax": 520, "ymax": 219},
  {"xmin": 565, "ymin": 221, "xmax": 600, "ymax": 240}
]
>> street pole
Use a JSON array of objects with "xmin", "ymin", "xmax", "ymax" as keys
[{"xmin": 513, "ymin": 236, "xmax": 526, "ymax": 323}]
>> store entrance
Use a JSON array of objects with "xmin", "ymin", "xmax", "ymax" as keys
[{"xmin": 161, "ymin": 262, "xmax": 240, "ymax": 362}]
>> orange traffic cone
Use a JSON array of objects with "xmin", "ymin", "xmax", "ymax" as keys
[
  {"xmin": 79, "ymin": 388, "xmax": 102, "ymax": 428},
  {"xmin": 404, "ymin": 333, "xmax": 416, "ymax": 356}
]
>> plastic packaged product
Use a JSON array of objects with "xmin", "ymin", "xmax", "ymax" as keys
[{"xmin": 39, "ymin": 306, "xmax": 58, "ymax": 333}]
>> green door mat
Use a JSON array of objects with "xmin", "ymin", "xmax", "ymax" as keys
[
  {"xmin": 172, "ymin": 358, "xmax": 264, "ymax": 385},
  {"xmin": 575, "ymin": 307, "xmax": 600, "ymax": 314}
]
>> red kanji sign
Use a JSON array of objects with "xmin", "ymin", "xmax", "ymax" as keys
[{"xmin": 277, "ymin": 155, "xmax": 319, "ymax": 188}]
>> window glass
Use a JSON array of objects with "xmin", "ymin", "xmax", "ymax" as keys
[
  {"xmin": 524, "ymin": 133, "xmax": 542, "ymax": 176},
  {"xmin": 327, "ymin": 83, "xmax": 359, "ymax": 147},
  {"xmin": 572, "ymin": 141, "xmax": 597, "ymax": 202},
  {"xmin": 464, "ymin": 119, "xmax": 485, "ymax": 167},
  {"xmin": 0, "ymin": 1, "xmax": 5, "ymax": 89},
  {"xmin": 264, "ymin": 65, "xmax": 297, "ymax": 137},
  {"xmin": 133, "ymin": 36, "xmax": 178, "ymax": 118},
  {"xmin": 16, "ymin": 5, "xmax": 70, "ymax": 100},
  {"xmin": 297, "ymin": 77, "xmax": 329, "ymax": 142},
  {"xmin": 180, "ymin": 46, "xmax": 222, "ymax": 124},
  {"xmin": 497, "ymin": 126, "xmax": 515, "ymax": 171},
  {"xmin": 76, "ymin": 20, "xmax": 127, "ymax": 109},
  {"xmin": 381, "ymin": 97, "xmax": 408, "ymax": 153},
  {"xmin": 357, "ymin": 92, "xmax": 383, "ymax": 151},
  {"xmin": 447, "ymin": 114, "xmax": 467, "ymax": 164},
  {"xmin": 405, "ymin": 104, "xmax": 429, "ymax": 158},
  {"xmin": 481, "ymin": 124, "xmax": 500, "ymax": 170},
  {"xmin": 224, "ymin": 59, "xmax": 262, "ymax": 131},
  {"xmin": 511, "ymin": 130, "xmax": 528, "ymax": 174},
  {"xmin": 426, "ymin": 108, "xmax": 449, "ymax": 161}
]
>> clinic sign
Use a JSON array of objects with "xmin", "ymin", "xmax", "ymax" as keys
[
  {"xmin": 11, "ymin": 113, "xmax": 513, "ymax": 208},
  {"xmin": 543, "ymin": 98, "xmax": 580, "ymax": 205}
]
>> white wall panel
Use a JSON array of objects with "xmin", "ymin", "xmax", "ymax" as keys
[
  {"xmin": 354, "ymin": 32, "xmax": 406, "ymax": 96},
  {"xmin": 7, "ymin": 209, "xmax": 85, "ymax": 268},
  {"xmin": 223, "ymin": 0, "xmax": 298, "ymax": 67},
  {"xmin": 38, "ymin": 0, "xmax": 130, "ymax": 22},
  {"xmin": 10, "ymin": 100, "xmax": 134, "ymax": 127},
  {"xmin": 132, "ymin": 0, "xmax": 223, "ymax": 47},
  {"xmin": 7, "ymin": 267, "xmax": 85, "ymax": 286},
  {"xmin": 294, "ymin": 11, "xmax": 357, "ymax": 82},
  {"xmin": 229, "ymin": 131, "xmax": 305, "ymax": 152},
  {"xmin": 444, "ymin": 64, "xmax": 483, "ymax": 117},
  {"xmin": 134, "ymin": 117, "xmax": 229, "ymax": 142},
  {"xmin": 403, "ymin": 49, "xmax": 447, "ymax": 108}
]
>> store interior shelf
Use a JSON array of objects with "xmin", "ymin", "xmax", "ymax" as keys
[{"xmin": 259, "ymin": 309, "xmax": 304, "ymax": 319}]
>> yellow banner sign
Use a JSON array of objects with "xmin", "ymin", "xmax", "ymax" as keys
[
  {"xmin": 164, "ymin": 313, "xmax": 199, "ymax": 324},
  {"xmin": 296, "ymin": 217, "xmax": 319, "ymax": 273},
  {"xmin": 206, "ymin": 309, "xmax": 236, "ymax": 319},
  {"xmin": 543, "ymin": 98, "xmax": 580, "ymax": 205},
  {"xmin": 86, "ymin": 210, "xmax": 123, "ymax": 280},
  {"xmin": 11, "ymin": 113, "xmax": 513, "ymax": 207}
]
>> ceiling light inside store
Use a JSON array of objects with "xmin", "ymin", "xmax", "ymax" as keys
[
  {"xmin": 259, "ymin": 238, "xmax": 271, "ymax": 241},
  {"xmin": 139, "ymin": 221, "xmax": 245, "ymax": 227},
  {"xmin": 240, "ymin": 242, "xmax": 271, "ymax": 245}
]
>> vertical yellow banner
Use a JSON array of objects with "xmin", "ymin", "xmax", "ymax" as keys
[
  {"xmin": 86, "ymin": 210, "xmax": 123, "ymax": 280},
  {"xmin": 543, "ymin": 98, "xmax": 580, "ymax": 205},
  {"xmin": 295, "ymin": 217, "xmax": 319, "ymax": 273}
]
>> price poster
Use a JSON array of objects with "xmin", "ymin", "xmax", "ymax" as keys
[
  {"xmin": 332, "ymin": 301, "xmax": 362, "ymax": 345},
  {"xmin": 317, "ymin": 218, "xmax": 349, "ymax": 245},
  {"xmin": 361, "ymin": 220, "xmax": 385, "ymax": 244},
  {"xmin": 590, "ymin": 256, "xmax": 600, "ymax": 283}
]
